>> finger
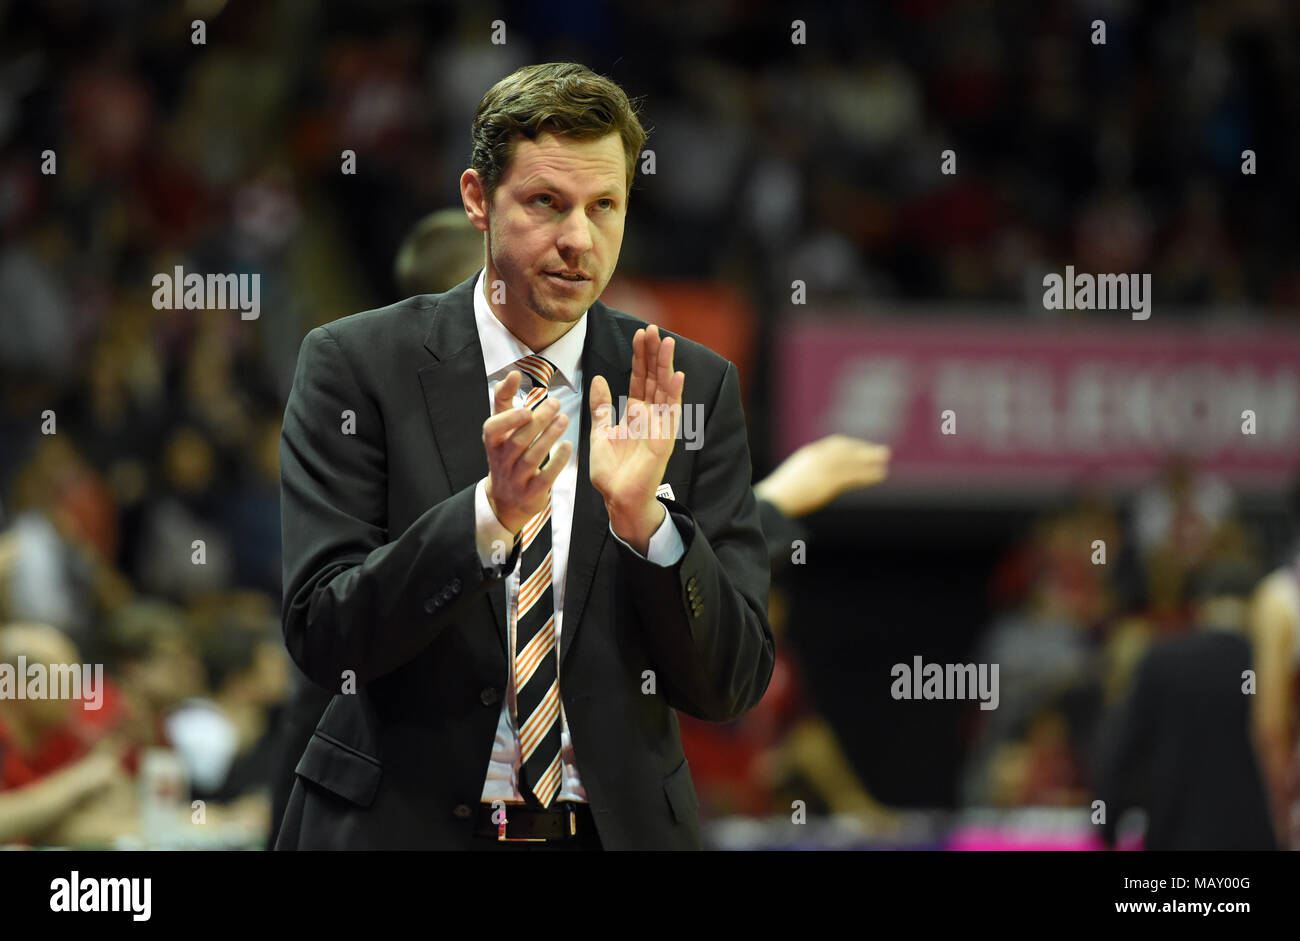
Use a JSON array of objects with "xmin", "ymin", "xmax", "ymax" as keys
[
  {"xmin": 589, "ymin": 374, "xmax": 614, "ymax": 435},
  {"xmin": 849, "ymin": 444, "xmax": 892, "ymax": 472},
  {"xmin": 850, "ymin": 439, "xmax": 891, "ymax": 459},
  {"xmin": 665, "ymin": 372, "xmax": 685, "ymax": 440},
  {"xmin": 854, "ymin": 468, "xmax": 888, "ymax": 489},
  {"xmin": 493, "ymin": 371, "xmax": 522, "ymax": 414},
  {"xmin": 847, "ymin": 456, "xmax": 890, "ymax": 488},
  {"xmin": 650, "ymin": 396, "xmax": 678, "ymax": 445},
  {"xmin": 530, "ymin": 439, "xmax": 573, "ymax": 493},
  {"xmin": 643, "ymin": 324, "xmax": 660, "ymax": 403},
  {"xmin": 483, "ymin": 406, "xmax": 533, "ymax": 448},
  {"xmin": 656, "ymin": 335, "xmax": 676, "ymax": 404},
  {"xmin": 644, "ymin": 366, "xmax": 686, "ymax": 444},
  {"xmin": 629, "ymin": 329, "xmax": 646, "ymax": 401},
  {"xmin": 519, "ymin": 411, "xmax": 569, "ymax": 473},
  {"xmin": 503, "ymin": 398, "xmax": 560, "ymax": 461},
  {"xmin": 667, "ymin": 369, "xmax": 685, "ymax": 407}
]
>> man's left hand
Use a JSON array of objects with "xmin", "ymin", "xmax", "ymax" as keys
[{"xmin": 589, "ymin": 324, "xmax": 685, "ymax": 555}]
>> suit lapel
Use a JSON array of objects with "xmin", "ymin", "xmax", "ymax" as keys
[
  {"xmin": 561, "ymin": 301, "xmax": 632, "ymax": 667},
  {"xmin": 416, "ymin": 272, "xmax": 510, "ymax": 658},
  {"xmin": 413, "ymin": 277, "xmax": 632, "ymax": 669}
]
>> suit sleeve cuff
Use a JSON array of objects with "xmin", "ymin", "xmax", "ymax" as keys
[{"xmin": 609, "ymin": 498, "xmax": 685, "ymax": 566}]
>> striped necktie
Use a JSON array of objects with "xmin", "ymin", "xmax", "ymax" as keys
[{"xmin": 512, "ymin": 353, "xmax": 563, "ymax": 808}]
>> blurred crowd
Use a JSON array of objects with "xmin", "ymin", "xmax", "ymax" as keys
[
  {"xmin": 958, "ymin": 460, "xmax": 1299, "ymax": 849},
  {"xmin": 0, "ymin": 592, "xmax": 286, "ymax": 847},
  {"xmin": 683, "ymin": 459, "xmax": 1300, "ymax": 851},
  {"xmin": 3, "ymin": 0, "xmax": 1299, "ymax": 403}
]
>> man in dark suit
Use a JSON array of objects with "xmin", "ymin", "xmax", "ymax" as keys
[
  {"xmin": 1097, "ymin": 560, "xmax": 1277, "ymax": 850},
  {"xmin": 274, "ymin": 62, "xmax": 773, "ymax": 850}
]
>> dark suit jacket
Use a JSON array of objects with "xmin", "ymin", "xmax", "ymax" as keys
[
  {"xmin": 273, "ymin": 271, "xmax": 774, "ymax": 849},
  {"xmin": 1097, "ymin": 629, "xmax": 1277, "ymax": 850}
]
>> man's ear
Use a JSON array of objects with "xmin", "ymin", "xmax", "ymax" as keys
[{"xmin": 461, "ymin": 169, "xmax": 490, "ymax": 233}]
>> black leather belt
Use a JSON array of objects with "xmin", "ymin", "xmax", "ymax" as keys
[{"xmin": 474, "ymin": 801, "xmax": 593, "ymax": 842}]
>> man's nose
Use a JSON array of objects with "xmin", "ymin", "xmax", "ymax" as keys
[{"xmin": 556, "ymin": 209, "xmax": 594, "ymax": 256}]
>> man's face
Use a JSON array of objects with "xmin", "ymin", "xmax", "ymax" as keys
[{"xmin": 481, "ymin": 130, "xmax": 627, "ymax": 335}]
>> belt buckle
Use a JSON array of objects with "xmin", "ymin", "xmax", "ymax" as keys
[
  {"xmin": 497, "ymin": 809, "xmax": 547, "ymax": 843},
  {"xmin": 496, "ymin": 804, "xmax": 576, "ymax": 842}
]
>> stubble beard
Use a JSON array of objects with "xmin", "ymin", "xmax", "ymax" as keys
[{"xmin": 530, "ymin": 273, "xmax": 593, "ymax": 324}]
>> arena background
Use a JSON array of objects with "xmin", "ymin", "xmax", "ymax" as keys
[{"xmin": 1, "ymin": 0, "xmax": 1297, "ymax": 851}]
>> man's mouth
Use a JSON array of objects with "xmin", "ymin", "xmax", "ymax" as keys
[{"xmin": 547, "ymin": 270, "xmax": 589, "ymax": 282}]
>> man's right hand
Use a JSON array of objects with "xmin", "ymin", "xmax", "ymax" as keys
[{"xmin": 483, "ymin": 370, "xmax": 572, "ymax": 535}]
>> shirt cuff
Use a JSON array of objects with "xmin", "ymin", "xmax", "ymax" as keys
[
  {"xmin": 475, "ymin": 478, "xmax": 517, "ymax": 571},
  {"xmin": 609, "ymin": 498, "xmax": 685, "ymax": 566}
]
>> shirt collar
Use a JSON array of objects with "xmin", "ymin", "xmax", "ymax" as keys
[{"xmin": 472, "ymin": 268, "xmax": 587, "ymax": 390}]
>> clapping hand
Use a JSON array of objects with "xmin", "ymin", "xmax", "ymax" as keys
[{"xmin": 589, "ymin": 324, "xmax": 685, "ymax": 554}]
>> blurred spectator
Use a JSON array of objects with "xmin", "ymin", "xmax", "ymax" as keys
[
  {"xmin": 1246, "ymin": 473, "xmax": 1300, "ymax": 848},
  {"xmin": 167, "ymin": 598, "xmax": 287, "ymax": 812},
  {"xmin": 962, "ymin": 501, "xmax": 1117, "ymax": 807},
  {"xmin": 97, "ymin": 599, "xmax": 206, "ymax": 760},
  {"xmin": 681, "ymin": 434, "xmax": 895, "ymax": 828},
  {"xmin": 130, "ymin": 424, "xmax": 235, "ymax": 601},
  {"xmin": 393, "ymin": 207, "xmax": 485, "ymax": 297},
  {"xmin": 225, "ymin": 415, "xmax": 284, "ymax": 597},
  {"xmin": 2, "ymin": 437, "xmax": 130, "ymax": 646},
  {"xmin": 1130, "ymin": 457, "xmax": 1238, "ymax": 622},
  {"xmin": 1097, "ymin": 559, "xmax": 1277, "ymax": 850},
  {"xmin": 0, "ymin": 622, "xmax": 136, "ymax": 846}
]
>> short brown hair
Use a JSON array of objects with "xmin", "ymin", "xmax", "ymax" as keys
[
  {"xmin": 470, "ymin": 62, "xmax": 648, "ymax": 208},
  {"xmin": 394, "ymin": 208, "xmax": 484, "ymax": 296}
]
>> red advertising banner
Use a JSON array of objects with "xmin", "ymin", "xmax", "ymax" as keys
[
  {"xmin": 778, "ymin": 316, "xmax": 1300, "ymax": 496},
  {"xmin": 602, "ymin": 277, "xmax": 756, "ymax": 401}
]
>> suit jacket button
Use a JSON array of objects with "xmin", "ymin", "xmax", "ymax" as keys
[
  {"xmin": 424, "ymin": 597, "xmax": 439, "ymax": 614},
  {"xmin": 453, "ymin": 804, "xmax": 473, "ymax": 819},
  {"xmin": 451, "ymin": 578, "xmax": 462, "ymax": 592},
  {"xmin": 480, "ymin": 687, "xmax": 499, "ymax": 706}
]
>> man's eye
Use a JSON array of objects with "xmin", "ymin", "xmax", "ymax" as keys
[
  {"xmin": 597, "ymin": 199, "xmax": 614, "ymax": 211},
  {"xmin": 532, "ymin": 194, "xmax": 554, "ymax": 207}
]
